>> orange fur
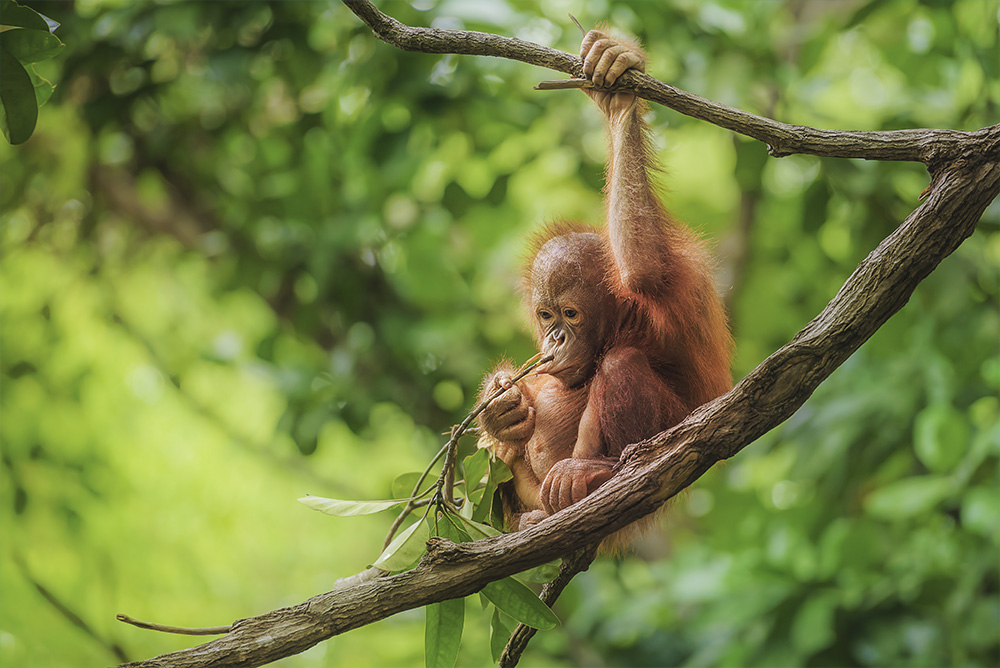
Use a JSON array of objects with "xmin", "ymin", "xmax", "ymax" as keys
[{"xmin": 477, "ymin": 30, "xmax": 733, "ymax": 550}]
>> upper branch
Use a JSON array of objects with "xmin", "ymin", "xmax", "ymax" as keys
[
  {"xmin": 343, "ymin": 0, "xmax": 579, "ymax": 72},
  {"xmin": 343, "ymin": 0, "xmax": 995, "ymax": 165}
]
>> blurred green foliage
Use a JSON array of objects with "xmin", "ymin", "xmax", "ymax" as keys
[{"xmin": 1, "ymin": 1, "xmax": 997, "ymax": 667}]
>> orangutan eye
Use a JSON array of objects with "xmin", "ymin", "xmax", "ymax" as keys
[
  {"xmin": 538, "ymin": 310, "xmax": 553, "ymax": 321},
  {"xmin": 563, "ymin": 308, "xmax": 578, "ymax": 319}
]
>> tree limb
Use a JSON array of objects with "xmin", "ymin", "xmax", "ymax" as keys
[
  {"xmin": 499, "ymin": 544, "xmax": 599, "ymax": 668},
  {"xmin": 342, "ymin": 0, "xmax": 986, "ymax": 164},
  {"xmin": 116, "ymin": 3, "xmax": 1000, "ymax": 667}
]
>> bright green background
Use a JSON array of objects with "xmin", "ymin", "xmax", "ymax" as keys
[{"xmin": 1, "ymin": 1, "xmax": 998, "ymax": 666}]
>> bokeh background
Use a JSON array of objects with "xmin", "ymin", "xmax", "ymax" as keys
[{"xmin": 1, "ymin": 1, "xmax": 998, "ymax": 666}]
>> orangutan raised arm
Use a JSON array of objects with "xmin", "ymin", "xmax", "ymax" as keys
[{"xmin": 478, "ymin": 28, "xmax": 733, "ymax": 541}]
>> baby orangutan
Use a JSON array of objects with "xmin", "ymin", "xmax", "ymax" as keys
[{"xmin": 478, "ymin": 29, "xmax": 733, "ymax": 536}]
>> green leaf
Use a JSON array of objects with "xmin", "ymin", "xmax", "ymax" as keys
[
  {"xmin": 489, "ymin": 454, "xmax": 513, "ymax": 484},
  {"xmin": 298, "ymin": 494, "xmax": 408, "ymax": 516},
  {"xmin": 437, "ymin": 512, "xmax": 472, "ymax": 543},
  {"xmin": 463, "ymin": 448, "xmax": 490, "ymax": 502},
  {"xmin": 373, "ymin": 518, "xmax": 430, "ymax": 571},
  {"xmin": 480, "ymin": 578, "xmax": 559, "ymax": 630},
  {"xmin": 474, "ymin": 454, "xmax": 512, "ymax": 523},
  {"xmin": 2, "ymin": 28, "xmax": 63, "ymax": 63},
  {"xmin": 392, "ymin": 471, "xmax": 426, "ymax": 500},
  {"xmin": 0, "ymin": 0, "xmax": 49, "ymax": 31},
  {"xmin": 489, "ymin": 488, "xmax": 506, "ymax": 530},
  {"xmin": 914, "ymin": 403, "xmax": 969, "ymax": 473},
  {"xmin": 471, "ymin": 478, "xmax": 494, "ymax": 523},
  {"xmin": 27, "ymin": 64, "xmax": 53, "ymax": 107},
  {"xmin": 864, "ymin": 475, "xmax": 953, "ymax": 520},
  {"xmin": 453, "ymin": 513, "xmax": 502, "ymax": 539},
  {"xmin": 0, "ymin": 45, "xmax": 36, "ymax": 144},
  {"xmin": 490, "ymin": 607, "xmax": 516, "ymax": 662},
  {"xmin": 513, "ymin": 559, "xmax": 561, "ymax": 585},
  {"xmin": 425, "ymin": 597, "xmax": 464, "ymax": 668},
  {"xmin": 459, "ymin": 497, "xmax": 475, "ymax": 520}
]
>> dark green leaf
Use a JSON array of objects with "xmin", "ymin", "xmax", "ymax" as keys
[
  {"xmin": 474, "ymin": 454, "xmax": 513, "ymax": 523},
  {"xmin": 490, "ymin": 607, "xmax": 516, "ymax": 662},
  {"xmin": 0, "ymin": 0, "xmax": 49, "ymax": 31},
  {"xmin": 489, "ymin": 454, "xmax": 513, "ymax": 484},
  {"xmin": 437, "ymin": 512, "xmax": 472, "ymax": 543},
  {"xmin": 1, "ymin": 28, "xmax": 63, "ymax": 63},
  {"xmin": 0, "ymin": 45, "xmax": 36, "ymax": 144},
  {"xmin": 471, "ymin": 473, "xmax": 496, "ymax": 523},
  {"xmin": 489, "ymin": 488, "xmax": 506, "ymax": 530},
  {"xmin": 480, "ymin": 577, "xmax": 559, "ymax": 630},
  {"xmin": 463, "ymin": 448, "xmax": 489, "ymax": 499},
  {"xmin": 425, "ymin": 597, "xmax": 464, "ymax": 668},
  {"xmin": 513, "ymin": 559, "xmax": 561, "ymax": 585}
]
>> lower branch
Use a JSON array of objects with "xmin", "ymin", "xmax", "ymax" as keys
[
  {"xmin": 499, "ymin": 544, "xmax": 599, "ymax": 668},
  {"xmin": 119, "ymin": 152, "xmax": 998, "ymax": 667}
]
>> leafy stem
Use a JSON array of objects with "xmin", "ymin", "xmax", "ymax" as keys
[{"xmin": 380, "ymin": 353, "xmax": 552, "ymax": 550}]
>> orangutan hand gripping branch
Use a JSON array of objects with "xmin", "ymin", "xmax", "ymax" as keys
[{"xmin": 478, "ymin": 29, "xmax": 734, "ymax": 538}]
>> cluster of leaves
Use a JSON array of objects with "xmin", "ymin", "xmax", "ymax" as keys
[
  {"xmin": 0, "ymin": 0, "xmax": 62, "ymax": 144},
  {"xmin": 301, "ymin": 444, "xmax": 561, "ymax": 668}
]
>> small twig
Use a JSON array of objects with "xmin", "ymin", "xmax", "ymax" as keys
[
  {"xmin": 382, "ymin": 496, "xmax": 434, "ymax": 551},
  {"xmin": 568, "ymin": 13, "xmax": 586, "ymax": 36},
  {"xmin": 469, "ymin": 352, "xmax": 551, "ymax": 426},
  {"xmin": 534, "ymin": 78, "xmax": 594, "ymax": 91},
  {"xmin": 435, "ymin": 353, "xmax": 551, "ymax": 503},
  {"xmin": 440, "ymin": 423, "xmax": 460, "ymax": 504},
  {"xmin": 433, "ymin": 353, "xmax": 550, "ymax": 494},
  {"xmin": 383, "ymin": 353, "xmax": 552, "ymax": 549},
  {"xmin": 381, "ymin": 441, "xmax": 451, "ymax": 549},
  {"xmin": 116, "ymin": 614, "xmax": 232, "ymax": 636}
]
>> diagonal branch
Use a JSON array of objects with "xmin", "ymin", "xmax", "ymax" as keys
[
  {"xmin": 116, "ymin": 4, "xmax": 1000, "ymax": 667},
  {"xmin": 116, "ymin": 129, "xmax": 1000, "ymax": 668}
]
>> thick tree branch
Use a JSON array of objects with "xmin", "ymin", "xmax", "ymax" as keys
[
  {"xmin": 116, "ymin": 133, "xmax": 1000, "ymax": 668},
  {"xmin": 116, "ymin": 4, "xmax": 1000, "ymax": 667}
]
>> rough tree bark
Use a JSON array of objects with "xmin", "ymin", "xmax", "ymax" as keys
[{"xmin": 117, "ymin": 2, "xmax": 999, "ymax": 667}]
